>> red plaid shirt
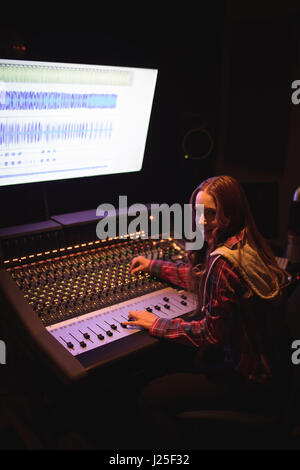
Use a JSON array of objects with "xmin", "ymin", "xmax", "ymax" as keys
[{"xmin": 149, "ymin": 232, "xmax": 283, "ymax": 384}]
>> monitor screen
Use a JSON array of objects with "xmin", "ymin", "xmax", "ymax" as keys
[{"xmin": 0, "ymin": 58, "xmax": 158, "ymax": 186}]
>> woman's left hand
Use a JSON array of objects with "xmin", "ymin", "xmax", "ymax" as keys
[{"xmin": 122, "ymin": 310, "xmax": 158, "ymax": 330}]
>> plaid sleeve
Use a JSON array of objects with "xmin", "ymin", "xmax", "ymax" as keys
[
  {"xmin": 148, "ymin": 260, "xmax": 192, "ymax": 290},
  {"xmin": 149, "ymin": 317, "xmax": 200, "ymax": 347},
  {"xmin": 149, "ymin": 257, "xmax": 241, "ymax": 349}
]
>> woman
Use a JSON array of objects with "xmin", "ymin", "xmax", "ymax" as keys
[{"xmin": 122, "ymin": 175, "xmax": 289, "ymax": 448}]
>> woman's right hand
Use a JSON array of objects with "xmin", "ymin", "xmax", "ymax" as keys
[{"xmin": 130, "ymin": 256, "xmax": 151, "ymax": 274}]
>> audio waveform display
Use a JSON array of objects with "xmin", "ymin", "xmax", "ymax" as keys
[
  {"xmin": 0, "ymin": 58, "xmax": 158, "ymax": 186},
  {"xmin": 0, "ymin": 121, "xmax": 113, "ymax": 146},
  {"xmin": 0, "ymin": 92, "xmax": 117, "ymax": 111},
  {"xmin": 0, "ymin": 63, "xmax": 132, "ymax": 85}
]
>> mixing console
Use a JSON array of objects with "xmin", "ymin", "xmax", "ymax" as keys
[
  {"xmin": 0, "ymin": 233, "xmax": 197, "ymax": 380},
  {"xmin": 6, "ymin": 238, "xmax": 186, "ymax": 327},
  {"xmin": 47, "ymin": 287, "xmax": 196, "ymax": 357}
]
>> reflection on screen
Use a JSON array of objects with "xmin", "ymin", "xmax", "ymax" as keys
[{"xmin": 0, "ymin": 59, "xmax": 158, "ymax": 186}]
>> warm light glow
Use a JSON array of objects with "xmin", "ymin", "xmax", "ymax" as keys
[{"xmin": 12, "ymin": 45, "xmax": 26, "ymax": 51}]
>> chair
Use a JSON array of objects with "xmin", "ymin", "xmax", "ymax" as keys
[{"xmin": 175, "ymin": 282, "xmax": 300, "ymax": 450}]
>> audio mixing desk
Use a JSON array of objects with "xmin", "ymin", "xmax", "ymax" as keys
[{"xmin": 0, "ymin": 211, "xmax": 197, "ymax": 383}]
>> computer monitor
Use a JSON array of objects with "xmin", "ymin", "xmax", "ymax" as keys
[{"xmin": 0, "ymin": 58, "xmax": 158, "ymax": 186}]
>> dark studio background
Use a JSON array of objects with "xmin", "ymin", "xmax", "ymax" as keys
[
  {"xmin": 0, "ymin": 7, "xmax": 223, "ymax": 226},
  {"xmin": 1, "ymin": 0, "xmax": 300, "ymax": 453},
  {"xmin": 1, "ymin": 1, "xmax": 300, "ymax": 251}
]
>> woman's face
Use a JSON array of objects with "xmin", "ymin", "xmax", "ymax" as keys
[{"xmin": 195, "ymin": 190, "xmax": 217, "ymax": 242}]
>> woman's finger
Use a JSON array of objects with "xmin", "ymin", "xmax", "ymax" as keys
[
  {"xmin": 121, "ymin": 320, "xmax": 138, "ymax": 326},
  {"xmin": 131, "ymin": 266, "xmax": 140, "ymax": 274},
  {"xmin": 126, "ymin": 309, "xmax": 137, "ymax": 320},
  {"xmin": 130, "ymin": 258, "xmax": 141, "ymax": 274}
]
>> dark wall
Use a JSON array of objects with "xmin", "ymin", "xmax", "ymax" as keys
[
  {"xmin": 0, "ymin": 8, "xmax": 225, "ymax": 228},
  {"xmin": 1, "ymin": 3, "xmax": 300, "ymax": 248},
  {"xmin": 216, "ymin": 1, "xmax": 300, "ymax": 245}
]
